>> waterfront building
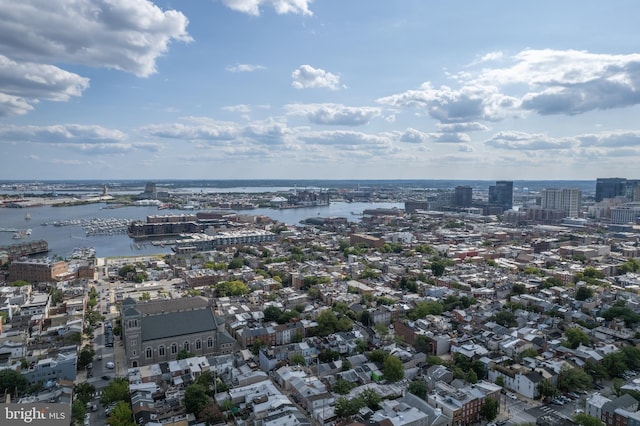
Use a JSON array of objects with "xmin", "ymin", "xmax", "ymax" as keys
[{"xmin": 8, "ymin": 258, "xmax": 69, "ymax": 283}]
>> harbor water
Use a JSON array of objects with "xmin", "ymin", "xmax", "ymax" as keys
[{"xmin": 0, "ymin": 201, "xmax": 402, "ymax": 258}]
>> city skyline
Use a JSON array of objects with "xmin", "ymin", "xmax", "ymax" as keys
[{"xmin": 2, "ymin": 1, "xmax": 640, "ymax": 180}]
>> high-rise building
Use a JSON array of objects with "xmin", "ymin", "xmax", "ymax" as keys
[
  {"xmin": 595, "ymin": 178, "xmax": 627, "ymax": 202},
  {"xmin": 454, "ymin": 185, "xmax": 473, "ymax": 208},
  {"xmin": 541, "ymin": 188, "xmax": 582, "ymax": 218},
  {"xmin": 489, "ymin": 181, "xmax": 513, "ymax": 210}
]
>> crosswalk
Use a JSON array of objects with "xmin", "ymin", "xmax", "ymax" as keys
[{"xmin": 539, "ymin": 406, "xmax": 559, "ymax": 415}]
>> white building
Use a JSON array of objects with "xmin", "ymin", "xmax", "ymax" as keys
[{"xmin": 541, "ymin": 188, "xmax": 582, "ymax": 218}]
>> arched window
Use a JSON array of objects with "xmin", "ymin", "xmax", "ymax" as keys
[
  {"xmin": 145, "ymin": 347, "xmax": 152, "ymax": 359},
  {"xmin": 171, "ymin": 343, "xmax": 178, "ymax": 354},
  {"xmin": 159, "ymin": 345, "xmax": 165, "ymax": 356},
  {"xmin": 207, "ymin": 337, "xmax": 213, "ymax": 348},
  {"xmin": 183, "ymin": 341, "xmax": 190, "ymax": 352},
  {"xmin": 195, "ymin": 339, "xmax": 202, "ymax": 350}
]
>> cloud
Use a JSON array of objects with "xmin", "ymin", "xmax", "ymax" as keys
[
  {"xmin": 0, "ymin": 55, "xmax": 89, "ymax": 116},
  {"xmin": 300, "ymin": 130, "xmax": 392, "ymax": 147},
  {"xmin": 291, "ymin": 65, "xmax": 343, "ymax": 90},
  {"xmin": 223, "ymin": 104, "xmax": 252, "ymax": 113},
  {"xmin": 225, "ymin": 63, "xmax": 266, "ymax": 72},
  {"xmin": 429, "ymin": 132, "xmax": 471, "ymax": 144},
  {"xmin": 458, "ymin": 144, "xmax": 474, "ymax": 152},
  {"xmin": 484, "ymin": 131, "xmax": 573, "ymax": 150},
  {"xmin": 437, "ymin": 122, "xmax": 489, "ymax": 132},
  {"xmin": 0, "ymin": 124, "xmax": 126, "ymax": 144},
  {"xmin": 221, "ymin": 0, "xmax": 313, "ymax": 16},
  {"xmin": 143, "ymin": 120, "xmax": 239, "ymax": 141},
  {"xmin": 0, "ymin": 0, "xmax": 191, "ymax": 78},
  {"xmin": 378, "ymin": 49, "xmax": 640, "ymax": 126},
  {"xmin": 284, "ymin": 103, "xmax": 380, "ymax": 125},
  {"xmin": 474, "ymin": 51, "xmax": 504, "ymax": 64},
  {"xmin": 576, "ymin": 130, "xmax": 640, "ymax": 148},
  {"xmin": 399, "ymin": 128, "xmax": 428, "ymax": 144}
]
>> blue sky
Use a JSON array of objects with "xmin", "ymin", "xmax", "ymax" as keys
[{"xmin": 1, "ymin": 0, "xmax": 640, "ymax": 181}]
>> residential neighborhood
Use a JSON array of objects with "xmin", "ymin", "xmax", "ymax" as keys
[{"xmin": 2, "ymin": 180, "xmax": 640, "ymax": 426}]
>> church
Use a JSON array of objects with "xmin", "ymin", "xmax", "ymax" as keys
[{"xmin": 121, "ymin": 296, "xmax": 236, "ymax": 368}]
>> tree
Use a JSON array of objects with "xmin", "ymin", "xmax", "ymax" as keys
[
  {"xmin": 575, "ymin": 286, "xmax": 594, "ymax": 301},
  {"xmin": 537, "ymin": 379, "xmax": 558, "ymax": 399},
  {"xmin": 0, "ymin": 369, "xmax": 27, "ymax": 395},
  {"xmin": 184, "ymin": 383, "xmax": 211, "ymax": 414},
  {"xmin": 430, "ymin": 259, "xmax": 447, "ymax": 277},
  {"xmin": 368, "ymin": 349, "xmax": 388, "ymax": 364},
  {"xmin": 108, "ymin": 401, "xmax": 135, "ymax": 426},
  {"xmin": 290, "ymin": 354, "xmax": 306, "ymax": 366},
  {"xmin": 408, "ymin": 380, "xmax": 427, "ymax": 399},
  {"xmin": 78, "ymin": 344, "xmax": 95, "ymax": 368},
  {"xmin": 177, "ymin": 349, "xmax": 195, "ymax": 360},
  {"xmin": 383, "ymin": 355, "xmax": 404, "ymax": 382},
  {"xmin": 251, "ymin": 338, "xmax": 268, "ymax": 356},
  {"xmin": 360, "ymin": 388, "xmax": 381, "ymax": 410},
  {"xmin": 101, "ymin": 377, "xmax": 129, "ymax": 406},
  {"xmin": 228, "ymin": 258, "xmax": 244, "ymax": 270},
  {"xmin": 466, "ymin": 369, "xmax": 478, "ymax": 384},
  {"xmin": 71, "ymin": 400, "xmax": 86, "ymax": 426},
  {"xmin": 74, "ymin": 383, "xmax": 96, "ymax": 405},
  {"xmin": 564, "ymin": 327, "xmax": 592, "ymax": 349},
  {"xmin": 333, "ymin": 379, "xmax": 355, "ymax": 395},
  {"xmin": 511, "ymin": 283, "xmax": 527, "ymax": 295},
  {"xmin": 216, "ymin": 280, "xmax": 249, "ymax": 297},
  {"xmin": 557, "ymin": 366, "xmax": 593, "ymax": 392},
  {"xmin": 264, "ymin": 306, "xmax": 283, "ymax": 322},
  {"xmin": 334, "ymin": 396, "xmax": 365, "ymax": 418},
  {"xmin": 481, "ymin": 396, "xmax": 499, "ymax": 421},
  {"xmin": 139, "ymin": 291, "xmax": 151, "ymax": 301},
  {"xmin": 574, "ymin": 413, "xmax": 605, "ymax": 426},
  {"xmin": 494, "ymin": 376, "xmax": 504, "ymax": 387}
]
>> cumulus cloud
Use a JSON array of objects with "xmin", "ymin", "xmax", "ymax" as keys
[
  {"xmin": 221, "ymin": 0, "xmax": 313, "ymax": 16},
  {"xmin": 0, "ymin": 124, "xmax": 126, "ymax": 144},
  {"xmin": 576, "ymin": 130, "xmax": 640, "ymax": 148},
  {"xmin": 143, "ymin": 121, "xmax": 240, "ymax": 141},
  {"xmin": 300, "ymin": 130, "xmax": 392, "ymax": 147},
  {"xmin": 0, "ymin": 55, "xmax": 89, "ymax": 116},
  {"xmin": 225, "ymin": 63, "xmax": 266, "ymax": 72},
  {"xmin": 399, "ymin": 128, "xmax": 429, "ymax": 144},
  {"xmin": 284, "ymin": 103, "xmax": 380, "ymax": 125},
  {"xmin": 438, "ymin": 122, "xmax": 489, "ymax": 132},
  {"xmin": 378, "ymin": 49, "xmax": 640, "ymax": 126},
  {"xmin": 429, "ymin": 132, "xmax": 471, "ymax": 144},
  {"xmin": 0, "ymin": 0, "xmax": 191, "ymax": 78},
  {"xmin": 292, "ymin": 65, "xmax": 343, "ymax": 90},
  {"xmin": 458, "ymin": 144, "xmax": 474, "ymax": 152},
  {"xmin": 484, "ymin": 131, "xmax": 573, "ymax": 150}
]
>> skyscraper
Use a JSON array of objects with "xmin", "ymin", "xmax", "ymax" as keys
[
  {"xmin": 454, "ymin": 185, "xmax": 473, "ymax": 208},
  {"xmin": 489, "ymin": 181, "xmax": 513, "ymax": 210},
  {"xmin": 541, "ymin": 188, "xmax": 582, "ymax": 217},
  {"xmin": 595, "ymin": 178, "xmax": 626, "ymax": 202}
]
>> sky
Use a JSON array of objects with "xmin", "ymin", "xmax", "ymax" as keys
[{"xmin": 1, "ymin": 0, "xmax": 640, "ymax": 181}]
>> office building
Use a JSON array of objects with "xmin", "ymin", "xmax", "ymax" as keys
[
  {"xmin": 489, "ymin": 181, "xmax": 513, "ymax": 210},
  {"xmin": 540, "ymin": 188, "xmax": 582, "ymax": 217},
  {"xmin": 454, "ymin": 185, "xmax": 473, "ymax": 208},
  {"xmin": 595, "ymin": 178, "xmax": 627, "ymax": 202}
]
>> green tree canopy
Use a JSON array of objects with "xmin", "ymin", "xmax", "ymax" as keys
[
  {"xmin": 480, "ymin": 396, "xmax": 499, "ymax": 421},
  {"xmin": 0, "ymin": 369, "xmax": 28, "ymax": 395},
  {"xmin": 557, "ymin": 366, "xmax": 593, "ymax": 392},
  {"xmin": 108, "ymin": 400, "xmax": 135, "ymax": 426},
  {"xmin": 101, "ymin": 377, "xmax": 129, "ymax": 406},
  {"xmin": 408, "ymin": 380, "xmax": 427, "ymax": 399},
  {"xmin": 564, "ymin": 327, "xmax": 592, "ymax": 349},
  {"xmin": 383, "ymin": 355, "xmax": 404, "ymax": 382},
  {"xmin": 184, "ymin": 383, "xmax": 211, "ymax": 414}
]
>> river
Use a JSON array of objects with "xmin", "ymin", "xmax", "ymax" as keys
[{"xmin": 0, "ymin": 201, "xmax": 402, "ymax": 258}]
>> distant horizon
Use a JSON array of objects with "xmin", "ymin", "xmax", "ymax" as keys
[{"xmin": 3, "ymin": 2, "xmax": 640, "ymax": 179}]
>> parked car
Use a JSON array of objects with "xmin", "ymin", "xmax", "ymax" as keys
[
  {"xmin": 101, "ymin": 375, "xmax": 111, "ymax": 381},
  {"xmin": 105, "ymin": 361, "xmax": 115, "ymax": 369},
  {"xmin": 506, "ymin": 392, "xmax": 517, "ymax": 400}
]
